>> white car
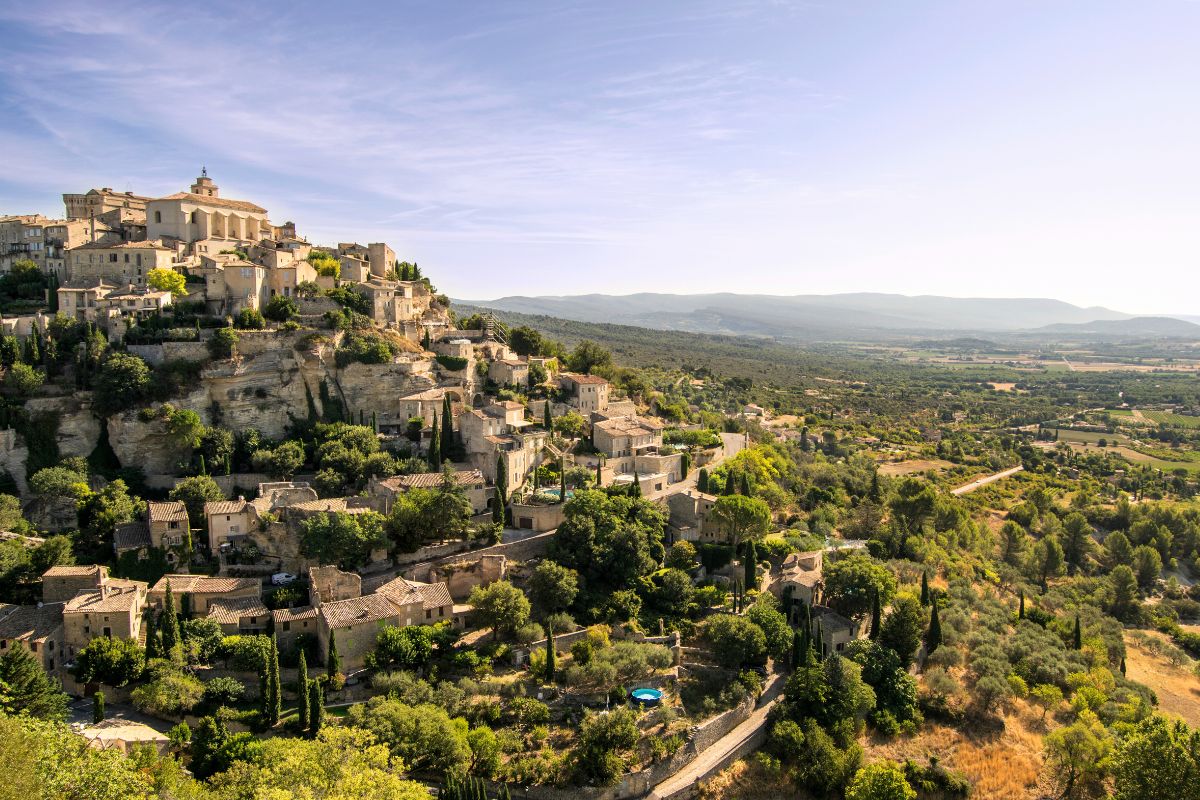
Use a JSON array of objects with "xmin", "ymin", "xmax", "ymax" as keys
[{"xmin": 271, "ymin": 572, "xmax": 297, "ymax": 586}]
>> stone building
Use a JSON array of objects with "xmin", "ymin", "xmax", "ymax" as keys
[
  {"xmin": 61, "ymin": 575, "xmax": 148, "ymax": 658},
  {"xmin": 367, "ymin": 469, "xmax": 491, "ymax": 517},
  {"xmin": 63, "ymin": 188, "xmax": 151, "ymax": 221},
  {"xmin": 559, "ymin": 373, "xmax": 610, "ymax": 413},
  {"xmin": 488, "ymin": 358, "xmax": 530, "ymax": 388},
  {"xmin": 459, "ymin": 401, "xmax": 547, "ymax": 491},
  {"xmin": 148, "ymin": 574, "xmax": 261, "ymax": 615},
  {"xmin": 667, "ymin": 490, "xmax": 719, "ymax": 542},
  {"xmin": 0, "ymin": 602, "xmax": 66, "ymax": 675},
  {"xmin": 146, "ymin": 171, "xmax": 270, "ymax": 254},
  {"xmin": 774, "ymin": 551, "xmax": 823, "ymax": 606},
  {"xmin": 67, "ymin": 240, "xmax": 176, "ymax": 285}
]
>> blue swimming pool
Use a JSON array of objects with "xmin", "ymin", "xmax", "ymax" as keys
[{"xmin": 630, "ymin": 688, "xmax": 663, "ymax": 706}]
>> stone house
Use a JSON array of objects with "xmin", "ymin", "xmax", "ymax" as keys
[
  {"xmin": 488, "ymin": 358, "xmax": 530, "ymax": 387},
  {"xmin": 148, "ymin": 574, "xmax": 261, "ymax": 616},
  {"xmin": 206, "ymin": 597, "xmax": 271, "ymax": 636},
  {"xmin": 42, "ymin": 564, "xmax": 109, "ymax": 603},
  {"xmin": 63, "ymin": 187, "xmax": 151, "ymax": 222},
  {"xmin": 774, "ymin": 551, "xmax": 823, "ymax": 607},
  {"xmin": 67, "ymin": 240, "xmax": 176, "ymax": 285},
  {"xmin": 592, "ymin": 415, "xmax": 665, "ymax": 476},
  {"xmin": 810, "ymin": 606, "xmax": 865, "ymax": 657},
  {"xmin": 559, "ymin": 373, "xmax": 610, "ymax": 413},
  {"xmin": 273, "ymin": 605, "xmax": 320, "ymax": 653},
  {"xmin": 204, "ymin": 498, "xmax": 257, "ymax": 552},
  {"xmin": 667, "ymin": 490, "xmax": 719, "ymax": 542},
  {"xmin": 459, "ymin": 402, "xmax": 547, "ymax": 492},
  {"xmin": 113, "ymin": 500, "xmax": 190, "ymax": 563},
  {"xmin": 397, "ymin": 387, "xmax": 459, "ymax": 429},
  {"xmin": 0, "ymin": 602, "xmax": 66, "ymax": 675},
  {"xmin": 61, "ymin": 576, "xmax": 148, "ymax": 659}
]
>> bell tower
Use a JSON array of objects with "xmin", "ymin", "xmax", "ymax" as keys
[{"xmin": 190, "ymin": 166, "xmax": 219, "ymax": 198}]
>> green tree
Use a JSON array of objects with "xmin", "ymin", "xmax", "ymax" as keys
[
  {"xmin": 235, "ymin": 307, "xmax": 266, "ymax": 329},
  {"xmin": 744, "ymin": 539, "xmax": 758, "ymax": 588},
  {"xmin": 566, "ymin": 340, "xmax": 612, "ymax": 375},
  {"xmin": 263, "ymin": 295, "xmax": 300, "ymax": 322},
  {"xmin": 345, "ymin": 697, "xmax": 472, "ymax": 775},
  {"xmin": 92, "ymin": 353, "xmax": 151, "ymax": 417},
  {"xmin": 0, "ymin": 644, "xmax": 69, "ymax": 719},
  {"xmin": 879, "ymin": 593, "xmax": 924, "ymax": 666},
  {"xmin": 747, "ymin": 599, "xmax": 792, "ymax": 660},
  {"xmin": 4, "ymin": 363, "xmax": 44, "ymax": 396},
  {"xmin": 428, "ymin": 411, "xmax": 441, "ymax": 469},
  {"xmin": 845, "ymin": 762, "xmax": 916, "ymax": 800},
  {"xmin": 703, "ymin": 613, "xmax": 767, "ymax": 669},
  {"xmin": 1061, "ymin": 513, "xmax": 1095, "ymax": 575},
  {"xmin": 823, "ymin": 553, "xmax": 897, "ymax": 620},
  {"xmin": 209, "ymin": 326, "xmax": 239, "ymax": 359},
  {"xmin": 309, "ymin": 680, "xmax": 325, "ymax": 738},
  {"xmin": 130, "ymin": 670, "xmax": 204, "ymax": 718},
  {"xmin": 919, "ymin": 571, "xmax": 930, "ymax": 605},
  {"xmin": 925, "ymin": 600, "xmax": 942, "ymax": 655},
  {"xmin": 301, "ymin": 510, "xmax": 388, "ymax": 568},
  {"xmin": 73, "ymin": 637, "xmax": 146, "ymax": 687},
  {"xmin": 1109, "ymin": 565, "xmax": 1140, "ymax": 621},
  {"xmin": 708, "ymin": 494, "xmax": 771, "ymax": 552},
  {"xmin": 160, "ymin": 579, "xmax": 181, "ymax": 655},
  {"xmin": 573, "ymin": 707, "xmax": 638, "ymax": 786},
  {"xmin": 1111, "ymin": 715, "xmax": 1200, "ymax": 800},
  {"xmin": 1105, "ymin": 530, "xmax": 1134, "ymax": 567},
  {"xmin": 468, "ymin": 580, "xmax": 531, "ymax": 640},
  {"xmin": 441, "ymin": 393, "xmax": 455, "ymax": 456},
  {"xmin": 1031, "ymin": 534, "xmax": 1065, "ymax": 588},
  {"xmin": 527, "ymin": 560, "xmax": 579, "ymax": 618},
  {"xmin": 327, "ymin": 630, "xmax": 341, "ymax": 679},
  {"xmin": 1044, "ymin": 710, "xmax": 1112, "ymax": 800},
  {"xmin": 545, "ymin": 622, "xmax": 556, "ymax": 683},
  {"xmin": 92, "ymin": 691, "xmax": 105, "ymax": 723},
  {"xmin": 168, "ymin": 475, "xmax": 224, "ymax": 528},
  {"xmin": 1133, "ymin": 544, "xmax": 1162, "ymax": 588}
]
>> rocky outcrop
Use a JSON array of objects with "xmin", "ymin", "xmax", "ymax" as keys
[{"xmin": 25, "ymin": 395, "xmax": 102, "ymax": 460}]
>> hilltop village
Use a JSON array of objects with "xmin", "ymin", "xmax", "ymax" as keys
[{"xmin": 3, "ymin": 175, "xmax": 1200, "ymax": 800}]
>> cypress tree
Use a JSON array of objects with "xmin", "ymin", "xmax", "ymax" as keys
[
  {"xmin": 545, "ymin": 623, "xmax": 556, "ymax": 683},
  {"xmin": 268, "ymin": 633, "xmax": 281, "ymax": 725},
  {"xmin": 925, "ymin": 601, "xmax": 942, "ymax": 654},
  {"xmin": 815, "ymin": 620, "xmax": 824, "ymax": 658},
  {"xmin": 498, "ymin": 784, "xmax": 512, "ymax": 800},
  {"xmin": 740, "ymin": 472, "xmax": 751, "ymax": 497},
  {"xmin": 199, "ymin": 453, "xmax": 207, "ymax": 476},
  {"xmin": 543, "ymin": 402, "xmax": 552, "ymax": 432},
  {"xmin": 630, "ymin": 470, "xmax": 642, "ymax": 498},
  {"xmin": 372, "ymin": 410, "xmax": 378, "ymax": 433},
  {"xmin": 680, "ymin": 452, "xmax": 690, "ymax": 478},
  {"xmin": 1120, "ymin": 657, "xmax": 1126, "ymax": 675},
  {"xmin": 869, "ymin": 590, "xmax": 882, "ymax": 640},
  {"xmin": 800, "ymin": 426, "xmax": 810, "ymax": 451},
  {"xmin": 792, "ymin": 628, "xmax": 803, "ymax": 669},
  {"xmin": 492, "ymin": 487, "xmax": 504, "ymax": 526},
  {"xmin": 144, "ymin": 613, "xmax": 160, "ymax": 660},
  {"xmin": 723, "ymin": 471, "xmax": 735, "ymax": 496},
  {"xmin": 869, "ymin": 470, "xmax": 882, "ymax": 502},
  {"xmin": 495, "ymin": 455, "xmax": 508, "ymax": 502},
  {"xmin": 308, "ymin": 680, "xmax": 324, "ymax": 738},
  {"xmin": 441, "ymin": 394, "xmax": 454, "ymax": 455},
  {"xmin": 1073, "ymin": 614, "xmax": 1082, "ymax": 650},
  {"xmin": 920, "ymin": 571, "xmax": 930, "ymax": 606},
  {"xmin": 1018, "ymin": 591, "xmax": 1025, "ymax": 620},
  {"xmin": 744, "ymin": 540, "xmax": 757, "ymax": 589},
  {"xmin": 595, "ymin": 458, "xmax": 602, "ymax": 488},
  {"xmin": 327, "ymin": 630, "xmax": 341, "ymax": 678},
  {"xmin": 559, "ymin": 457, "xmax": 566, "ymax": 504},
  {"xmin": 429, "ymin": 411, "xmax": 441, "ymax": 469},
  {"xmin": 160, "ymin": 580, "xmax": 180, "ymax": 655},
  {"xmin": 93, "ymin": 691, "xmax": 105, "ymax": 724},
  {"xmin": 297, "ymin": 650, "xmax": 310, "ymax": 731},
  {"xmin": 697, "ymin": 468, "xmax": 709, "ymax": 494}
]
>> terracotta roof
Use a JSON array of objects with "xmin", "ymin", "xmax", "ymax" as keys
[
  {"xmin": 204, "ymin": 500, "xmax": 249, "ymax": 516},
  {"xmin": 150, "ymin": 575, "xmax": 260, "ymax": 595},
  {"xmin": 374, "ymin": 576, "xmax": 423, "ymax": 608},
  {"xmin": 70, "ymin": 239, "xmax": 173, "ymax": 251},
  {"xmin": 43, "ymin": 565, "xmax": 105, "ymax": 578},
  {"xmin": 59, "ymin": 278, "xmax": 117, "ymax": 291},
  {"xmin": 206, "ymin": 597, "xmax": 270, "ymax": 625},
  {"xmin": 152, "ymin": 192, "xmax": 267, "ymax": 214},
  {"xmin": 320, "ymin": 594, "xmax": 401, "ymax": 628},
  {"xmin": 113, "ymin": 522, "xmax": 151, "ymax": 552},
  {"xmin": 286, "ymin": 498, "xmax": 373, "ymax": 515},
  {"xmin": 148, "ymin": 501, "xmax": 188, "ymax": 523},
  {"xmin": 377, "ymin": 469, "xmax": 485, "ymax": 492},
  {"xmin": 595, "ymin": 417, "xmax": 658, "ymax": 438},
  {"xmin": 413, "ymin": 581, "xmax": 452, "ymax": 610},
  {"xmin": 64, "ymin": 583, "xmax": 145, "ymax": 614},
  {"xmin": 0, "ymin": 603, "xmax": 64, "ymax": 641},
  {"xmin": 272, "ymin": 605, "xmax": 318, "ymax": 624},
  {"xmin": 563, "ymin": 373, "xmax": 608, "ymax": 385}
]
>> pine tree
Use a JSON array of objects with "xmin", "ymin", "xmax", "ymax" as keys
[
  {"xmin": 0, "ymin": 643, "xmax": 68, "ymax": 719},
  {"xmin": 724, "ymin": 471, "xmax": 736, "ymax": 496},
  {"xmin": 869, "ymin": 470, "xmax": 882, "ymax": 502},
  {"xmin": 697, "ymin": 468, "xmax": 709, "ymax": 494},
  {"xmin": 925, "ymin": 600, "xmax": 942, "ymax": 654},
  {"xmin": 543, "ymin": 402, "xmax": 552, "ymax": 432},
  {"xmin": 441, "ymin": 394, "xmax": 454, "ymax": 456},
  {"xmin": 1073, "ymin": 614, "xmax": 1082, "ymax": 650},
  {"xmin": 308, "ymin": 680, "xmax": 324, "ymax": 738},
  {"xmin": 744, "ymin": 540, "xmax": 757, "ymax": 589},
  {"xmin": 160, "ymin": 580, "xmax": 181, "ymax": 655},
  {"xmin": 297, "ymin": 650, "xmax": 310, "ymax": 731},
  {"xmin": 92, "ymin": 691, "xmax": 105, "ymax": 724},
  {"xmin": 429, "ymin": 411, "xmax": 442, "ymax": 469},
  {"xmin": 869, "ymin": 590, "xmax": 881, "ymax": 640},
  {"xmin": 327, "ymin": 630, "xmax": 341, "ymax": 678},
  {"xmin": 920, "ymin": 571, "xmax": 930, "ymax": 606},
  {"xmin": 1018, "ymin": 591, "xmax": 1025, "ymax": 620},
  {"xmin": 544, "ymin": 623, "xmax": 556, "ymax": 683}
]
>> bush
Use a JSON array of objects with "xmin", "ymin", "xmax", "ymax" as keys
[
  {"xmin": 436, "ymin": 354, "xmax": 469, "ymax": 372},
  {"xmin": 209, "ymin": 327, "xmax": 239, "ymax": 359},
  {"xmin": 263, "ymin": 295, "xmax": 299, "ymax": 322},
  {"xmin": 234, "ymin": 308, "xmax": 266, "ymax": 330}
]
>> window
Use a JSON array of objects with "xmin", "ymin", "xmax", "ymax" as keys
[
  {"xmin": 425, "ymin": 609, "xmax": 432, "ymax": 620},
  {"xmin": 30, "ymin": 642, "xmax": 37, "ymax": 652},
  {"xmin": 154, "ymin": 211, "xmax": 162, "ymax": 223},
  {"xmin": 282, "ymin": 621, "xmax": 290, "ymax": 632}
]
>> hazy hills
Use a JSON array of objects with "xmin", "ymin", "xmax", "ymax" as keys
[{"xmin": 457, "ymin": 292, "xmax": 1199, "ymax": 341}]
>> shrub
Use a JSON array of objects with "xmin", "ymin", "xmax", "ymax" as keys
[
  {"xmin": 209, "ymin": 327, "xmax": 239, "ymax": 359},
  {"xmin": 234, "ymin": 308, "xmax": 266, "ymax": 330}
]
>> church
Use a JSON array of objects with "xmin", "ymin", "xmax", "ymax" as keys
[{"xmin": 145, "ymin": 170, "xmax": 273, "ymax": 254}]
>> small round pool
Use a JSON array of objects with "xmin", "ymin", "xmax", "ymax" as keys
[{"xmin": 630, "ymin": 688, "xmax": 663, "ymax": 707}]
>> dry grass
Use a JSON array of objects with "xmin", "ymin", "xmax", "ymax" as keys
[
  {"xmin": 989, "ymin": 382, "xmax": 1018, "ymax": 392},
  {"xmin": 878, "ymin": 459, "xmax": 954, "ymax": 476},
  {"xmin": 1124, "ymin": 630, "xmax": 1200, "ymax": 728}
]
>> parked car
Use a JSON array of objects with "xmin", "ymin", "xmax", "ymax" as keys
[{"xmin": 271, "ymin": 572, "xmax": 297, "ymax": 586}]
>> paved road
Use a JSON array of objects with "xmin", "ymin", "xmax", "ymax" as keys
[
  {"xmin": 950, "ymin": 465, "xmax": 1024, "ymax": 495},
  {"xmin": 648, "ymin": 672, "xmax": 785, "ymax": 800}
]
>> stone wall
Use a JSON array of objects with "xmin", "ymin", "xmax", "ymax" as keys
[
  {"xmin": 510, "ymin": 502, "xmax": 565, "ymax": 532},
  {"xmin": 128, "ymin": 341, "xmax": 212, "ymax": 366}
]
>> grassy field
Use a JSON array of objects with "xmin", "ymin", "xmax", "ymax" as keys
[
  {"xmin": 1124, "ymin": 631, "xmax": 1200, "ymax": 728},
  {"xmin": 1142, "ymin": 411, "xmax": 1200, "ymax": 428}
]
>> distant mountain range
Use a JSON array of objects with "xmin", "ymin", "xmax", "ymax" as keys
[{"xmin": 456, "ymin": 292, "xmax": 1200, "ymax": 341}]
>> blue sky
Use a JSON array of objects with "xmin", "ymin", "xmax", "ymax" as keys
[{"xmin": 1, "ymin": 1, "xmax": 1197, "ymax": 314}]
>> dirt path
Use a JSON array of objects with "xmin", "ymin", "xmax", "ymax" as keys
[{"xmin": 950, "ymin": 465, "xmax": 1024, "ymax": 496}]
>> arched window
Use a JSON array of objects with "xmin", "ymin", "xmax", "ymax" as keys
[{"xmin": 154, "ymin": 211, "xmax": 162, "ymax": 223}]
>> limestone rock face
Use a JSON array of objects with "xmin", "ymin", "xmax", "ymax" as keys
[
  {"xmin": 335, "ymin": 360, "xmax": 438, "ymax": 428},
  {"xmin": 107, "ymin": 390, "xmax": 207, "ymax": 476},
  {"xmin": 25, "ymin": 396, "xmax": 102, "ymax": 460}
]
